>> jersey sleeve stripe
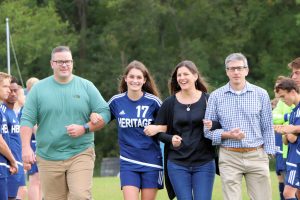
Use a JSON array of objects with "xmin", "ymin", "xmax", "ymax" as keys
[
  {"xmin": 108, "ymin": 93, "xmax": 126, "ymax": 105},
  {"xmin": 144, "ymin": 93, "xmax": 162, "ymax": 106}
]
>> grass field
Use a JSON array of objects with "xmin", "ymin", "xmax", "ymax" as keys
[{"xmin": 92, "ymin": 171, "xmax": 281, "ymax": 200}]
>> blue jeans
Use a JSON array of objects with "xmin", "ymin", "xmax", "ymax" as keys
[{"xmin": 167, "ymin": 160, "xmax": 215, "ymax": 200}]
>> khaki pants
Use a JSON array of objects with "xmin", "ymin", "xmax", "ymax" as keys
[
  {"xmin": 219, "ymin": 147, "xmax": 272, "ymax": 200},
  {"xmin": 36, "ymin": 147, "xmax": 95, "ymax": 200}
]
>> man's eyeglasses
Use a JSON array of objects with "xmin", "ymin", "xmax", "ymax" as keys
[
  {"xmin": 226, "ymin": 66, "xmax": 247, "ymax": 72},
  {"xmin": 52, "ymin": 60, "xmax": 73, "ymax": 66}
]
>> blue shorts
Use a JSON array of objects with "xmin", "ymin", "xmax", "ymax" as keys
[
  {"xmin": 28, "ymin": 162, "xmax": 39, "ymax": 175},
  {"xmin": 0, "ymin": 177, "xmax": 8, "ymax": 200},
  {"xmin": 8, "ymin": 173, "xmax": 26, "ymax": 198},
  {"xmin": 285, "ymin": 163, "xmax": 300, "ymax": 189},
  {"xmin": 120, "ymin": 170, "xmax": 164, "ymax": 189},
  {"xmin": 275, "ymin": 154, "xmax": 286, "ymax": 175}
]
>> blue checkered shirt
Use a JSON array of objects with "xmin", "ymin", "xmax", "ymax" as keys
[{"xmin": 204, "ymin": 82, "xmax": 276, "ymax": 154}]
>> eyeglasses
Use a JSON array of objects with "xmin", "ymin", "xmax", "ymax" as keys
[
  {"xmin": 52, "ymin": 60, "xmax": 73, "ymax": 66},
  {"xmin": 226, "ymin": 66, "xmax": 247, "ymax": 72}
]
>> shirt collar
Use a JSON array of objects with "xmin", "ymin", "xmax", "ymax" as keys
[{"xmin": 224, "ymin": 81, "xmax": 254, "ymax": 94}]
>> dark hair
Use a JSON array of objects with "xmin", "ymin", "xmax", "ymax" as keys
[
  {"xmin": 275, "ymin": 78, "xmax": 299, "ymax": 93},
  {"xmin": 10, "ymin": 76, "xmax": 19, "ymax": 85},
  {"xmin": 51, "ymin": 46, "xmax": 71, "ymax": 60},
  {"xmin": 274, "ymin": 75, "xmax": 288, "ymax": 89},
  {"xmin": 169, "ymin": 60, "xmax": 208, "ymax": 95},
  {"xmin": 119, "ymin": 60, "xmax": 160, "ymax": 97}
]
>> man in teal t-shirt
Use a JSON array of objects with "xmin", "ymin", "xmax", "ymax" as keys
[{"xmin": 20, "ymin": 46, "xmax": 111, "ymax": 200}]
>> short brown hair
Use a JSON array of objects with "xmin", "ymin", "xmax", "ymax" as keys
[
  {"xmin": 275, "ymin": 78, "xmax": 299, "ymax": 93},
  {"xmin": 288, "ymin": 57, "xmax": 300, "ymax": 70},
  {"xmin": 274, "ymin": 75, "xmax": 288, "ymax": 88},
  {"xmin": 51, "ymin": 46, "xmax": 71, "ymax": 60}
]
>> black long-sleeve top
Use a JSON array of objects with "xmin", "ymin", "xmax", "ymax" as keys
[{"xmin": 155, "ymin": 93, "xmax": 220, "ymax": 200}]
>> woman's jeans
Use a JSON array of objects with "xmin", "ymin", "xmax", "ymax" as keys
[{"xmin": 167, "ymin": 159, "xmax": 215, "ymax": 200}]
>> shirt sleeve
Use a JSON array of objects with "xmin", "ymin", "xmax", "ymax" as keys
[
  {"xmin": 108, "ymin": 98, "xmax": 116, "ymax": 121},
  {"xmin": 260, "ymin": 92, "xmax": 276, "ymax": 154},
  {"xmin": 155, "ymin": 98, "xmax": 173, "ymax": 143},
  {"xmin": 154, "ymin": 99, "xmax": 168, "ymax": 125},
  {"xmin": 204, "ymin": 92, "xmax": 223, "ymax": 145},
  {"xmin": 87, "ymin": 82, "xmax": 111, "ymax": 124}
]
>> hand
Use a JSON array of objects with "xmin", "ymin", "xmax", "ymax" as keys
[
  {"xmin": 9, "ymin": 160, "xmax": 18, "ymax": 175},
  {"xmin": 65, "ymin": 124, "xmax": 85, "ymax": 137},
  {"xmin": 22, "ymin": 146, "xmax": 36, "ymax": 165},
  {"xmin": 144, "ymin": 125, "xmax": 165, "ymax": 136},
  {"xmin": 273, "ymin": 124, "xmax": 297, "ymax": 135},
  {"xmin": 23, "ymin": 162, "xmax": 32, "ymax": 171},
  {"xmin": 203, "ymin": 119, "xmax": 213, "ymax": 130},
  {"xmin": 172, "ymin": 135, "xmax": 182, "ymax": 148},
  {"xmin": 273, "ymin": 125, "xmax": 286, "ymax": 134},
  {"xmin": 90, "ymin": 113, "xmax": 103, "ymax": 125},
  {"xmin": 229, "ymin": 128, "xmax": 245, "ymax": 140}
]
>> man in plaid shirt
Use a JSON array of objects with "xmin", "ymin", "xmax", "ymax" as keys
[{"xmin": 204, "ymin": 53, "xmax": 275, "ymax": 200}]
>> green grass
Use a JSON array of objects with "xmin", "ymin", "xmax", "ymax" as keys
[{"xmin": 92, "ymin": 171, "xmax": 281, "ymax": 200}]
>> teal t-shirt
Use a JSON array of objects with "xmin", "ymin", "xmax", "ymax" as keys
[{"xmin": 20, "ymin": 75, "xmax": 110, "ymax": 160}]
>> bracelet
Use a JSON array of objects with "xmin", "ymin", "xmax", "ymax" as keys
[{"xmin": 83, "ymin": 123, "xmax": 90, "ymax": 134}]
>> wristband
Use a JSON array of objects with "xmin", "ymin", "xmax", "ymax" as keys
[{"xmin": 83, "ymin": 123, "xmax": 90, "ymax": 134}]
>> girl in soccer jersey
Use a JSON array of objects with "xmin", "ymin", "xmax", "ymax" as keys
[{"xmin": 92, "ymin": 60, "xmax": 163, "ymax": 200}]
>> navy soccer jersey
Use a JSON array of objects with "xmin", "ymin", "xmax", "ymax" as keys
[
  {"xmin": 0, "ymin": 104, "xmax": 24, "ymax": 176},
  {"xmin": 108, "ymin": 92, "xmax": 163, "ymax": 171},
  {"xmin": 0, "ymin": 108, "xmax": 10, "ymax": 178},
  {"xmin": 287, "ymin": 103, "xmax": 300, "ymax": 165}
]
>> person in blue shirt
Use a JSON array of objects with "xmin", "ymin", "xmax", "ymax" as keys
[
  {"xmin": 92, "ymin": 60, "xmax": 163, "ymax": 200},
  {"xmin": 1, "ymin": 77, "xmax": 26, "ymax": 200},
  {"xmin": 272, "ymin": 76, "xmax": 294, "ymax": 200},
  {"xmin": 0, "ymin": 72, "xmax": 18, "ymax": 200},
  {"xmin": 287, "ymin": 57, "xmax": 300, "ymax": 200},
  {"xmin": 274, "ymin": 78, "xmax": 300, "ymax": 200},
  {"xmin": 204, "ymin": 53, "xmax": 275, "ymax": 200}
]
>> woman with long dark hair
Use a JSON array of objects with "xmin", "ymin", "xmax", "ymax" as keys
[{"xmin": 144, "ymin": 60, "xmax": 217, "ymax": 200}]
